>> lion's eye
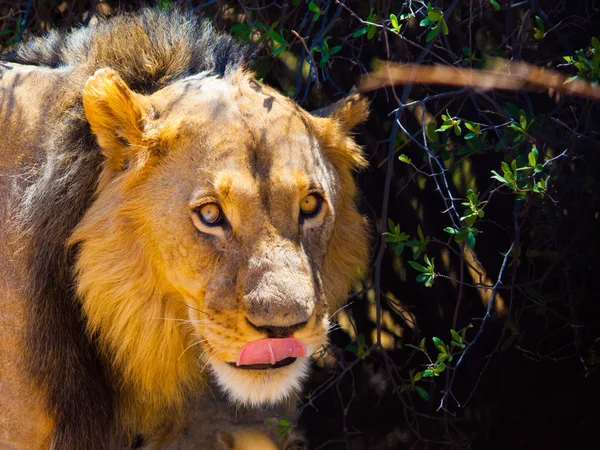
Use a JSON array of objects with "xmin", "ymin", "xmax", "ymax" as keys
[
  {"xmin": 300, "ymin": 194, "xmax": 322, "ymax": 218},
  {"xmin": 197, "ymin": 203, "xmax": 222, "ymax": 226}
]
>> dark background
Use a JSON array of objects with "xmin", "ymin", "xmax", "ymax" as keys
[{"xmin": 2, "ymin": 1, "xmax": 599, "ymax": 448}]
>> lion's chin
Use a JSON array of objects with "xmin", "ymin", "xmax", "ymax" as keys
[{"xmin": 210, "ymin": 357, "xmax": 311, "ymax": 406}]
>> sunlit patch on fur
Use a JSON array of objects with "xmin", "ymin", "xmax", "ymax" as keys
[{"xmin": 210, "ymin": 354, "xmax": 311, "ymax": 406}]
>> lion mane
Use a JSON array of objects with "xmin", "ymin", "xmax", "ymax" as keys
[{"xmin": 0, "ymin": 9, "xmax": 368, "ymax": 449}]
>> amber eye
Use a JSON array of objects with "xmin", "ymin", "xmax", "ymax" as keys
[
  {"xmin": 197, "ymin": 203, "xmax": 222, "ymax": 226},
  {"xmin": 300, "ymin": 194, "xmax": 322, "ymax": 218}
]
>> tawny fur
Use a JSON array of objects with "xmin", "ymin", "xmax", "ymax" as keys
[{"xmin": 0, "ymin": 9, "xmax": 369, "ymax": 448}]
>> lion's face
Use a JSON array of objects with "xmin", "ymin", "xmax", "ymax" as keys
[{"xmin": 71, "ymin": 68, "xmax": 368, "ymax": 418}]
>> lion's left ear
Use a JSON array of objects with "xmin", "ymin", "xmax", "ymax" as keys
[
  {"xmin": 83, "ymin": 68, "xmax": 152, "ymax": 171},
  {"xmin": 312, "ymin": 93, "xmax": 369, "ymax": 171},
  {"xmin": 311, "ymin": 93, "xmax": 370, "ymax": 131}
]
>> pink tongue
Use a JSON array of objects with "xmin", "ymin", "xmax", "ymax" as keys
[{"xmin": 236, "ymin": 338, "xmax": 306, "ymax": 366}]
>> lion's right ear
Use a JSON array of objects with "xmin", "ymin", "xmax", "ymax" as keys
[{"xmin": 83, "ymin": 68, "xmax": 151, "ymax": 171}]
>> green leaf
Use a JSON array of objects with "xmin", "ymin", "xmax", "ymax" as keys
[
  {"xmin": 535, "ymin": 15, "xmax": 544, "ymax": 29},
  {"xmin": 519, "ymin": 118, "xmax": 527, "ymax": 133},
  {"xmin": 329, "ymin": 45, "xmax": 342, "ymax": 56},
  {"xmin": 427, "ymin": 9, "xmax": 443, "ymax": 22},
  {"xmin": 367, "ymin": 26, "xmax": 377, "ymax": 40},
  {"xmin": 432, "ymin": 337, "xmax": 446, "ymax": 353},
  {"xmin": 420, "ymin": 337, "xmax": 426, "ymax": 350},
  {"xmin": 423, "ymin": 254, "xmax": 432, "ymax": 267},
  {"xmin": 399, "ymin": 154, "xmax": 411, "ymax": 164},
  {"xmin": 534, "ymin": 28, "xmax": 544, "ymax": 40},
  {"xmin": 416, "ymin": 273, "xmax": 429, "ymax": 283},
  {"xmin": 230, "ymin": 23, "xmax": 249, "ymax": 33},
  {"xmin": 466, "ymin": 189, "xmax": 476, "ymax": 202},
  {"xmin": 417, "ymin": 225, "xmax": 426, "ymax": 242},
  {"xmin": 279, "ymin": 418, "xmax": 291, "ymax": 427},
  {"xmin": 464, "ymin": 122, "xmax": 477, "ymax": 133},
  {"xmin": 454, "ymin": 229, "xmax": 468, "ymax": 244},
  {"xmin": 435, "ymin": 362, "xmax": 446, "ymax": 373},
  {"xmin": 268, "ymin": 29, "xmax": 287, "ymax": 46},
  {"xmin": 390, "ymin": 14, "xmax": 399, "ymax": 29},
  {"xmin": 387, "ymin": 218, "xmax": 395, "ymax": 231},
  {"xmin": 254, "ymin": 22, "xmax": 268, "ymax": 31},
  {"xmin": 308, "ymin": 1, "xmax": 320, "ymax": 13},
  {"xmin": 444, "ymin": 227, "xmax": 459, "ymax": 235},
  {"xmin": 415, "ymin": 386, "xmax": 429, "ymax": 401},
  {"xmin": 353, "ymin": 27, "xmax": 369, "ymax": 38},
  {"xmin": 450, "ymin": 329, "xmax": 461, "ymax": 343},
  {"xmin": 466, "ymin": 231, "xmax": 476, "ymax": 248},
  {"xmin": 272, "ymin": 46, "xmax": 286, "ymax": 56},
  {"xmin": 528, "ymin": 150, "xmax": 537, "ymax": 167},
  {"xmin": 426, "ymin": 23, "xmax": 441, "ymax": 42},
  {"xmin": 312, "ymin": 13, "xmax": 320, "ymax": 22},
  {"xmin": 440, "ymin": 18, "xmax": 449, "ymax": 36},
  {"xmin": 490, "ymin": 0, "xmax": 500, "ymax": 10},
  {"xmin": 408, "ymin": 261, "xmax": 428, "ymax": 273},
  {"xmin": 424, "ymin": 275, "xmax": 434, "ymax": 287},
  {"xmin": 420, "ymin": 18, "xmax": 433, "ymax": 27},
  {"xmin": 564, "ymin": 75, "xmax": 578, "ymax": 84},
  {"xmin": 405, "ymin": 343, "xmax": 422, "ymax": 351}
]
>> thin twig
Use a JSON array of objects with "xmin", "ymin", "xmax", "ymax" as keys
[{"xmin": 291, "ymin": 29, "xmax": 320, "ymax": 86}]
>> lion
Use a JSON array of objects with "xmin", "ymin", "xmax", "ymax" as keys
[{"xmin": 0, "ymin": 9, "xmax": 368, "ymax": 449}]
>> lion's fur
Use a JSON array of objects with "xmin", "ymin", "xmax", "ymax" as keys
[{"xmin": 0, "ymin": 9, "xmax": 368, "ymax": 448}]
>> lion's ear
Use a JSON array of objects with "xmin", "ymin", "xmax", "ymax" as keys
[
  {"xmin": 312, "ymin": 93, "xmax": 370, "ymax": 130},
  {"xmin": 312, "ymin": 94, "xmax": 369, "ymax": 171},
  {"xmin": 83, "ymin": 68, "xmax": 151, "ymax": 171}
]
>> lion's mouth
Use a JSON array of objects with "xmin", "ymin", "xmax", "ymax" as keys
[{"xmin": 226, "ymin": 357, "xmax": 297, "ymax": 370}]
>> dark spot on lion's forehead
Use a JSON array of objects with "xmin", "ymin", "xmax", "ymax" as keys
[
  {"xmin": 248, "ymin": 78, "xmax": 263, "ymax": 92},
  {"xmin": 263, "ymin": 96, "xmax": 275, "ymax": 112}
]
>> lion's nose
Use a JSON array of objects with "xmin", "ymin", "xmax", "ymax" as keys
[
  {"xmin": 242, "ymin": 238, "xmax": 316, "ymax": 331},
  {"xmin": 243, "ymin": 293, "xmax": 315, "ymax": 330},
  {"xmin": 246, "ymin": 319, "xmax": 309, "ymax": 338}
]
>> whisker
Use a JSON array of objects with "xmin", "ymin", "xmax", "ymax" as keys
[
  {"xmin": 177, "ymin": 340, "xmax": 206, "ymax": 361},
  {"xmin": 197, "ymin": 346, "xmax": 213, "ymax": 364},
  {"xmin": 168, "ymin": 297, "xmax": 211, "ymax": 317},
  {"xmin": 200, "ymin": 350, "xmax": 226, "ymax": 374},
  {"xmin": 329, "ymin": 300, "xmax": 354, "ymax": 319}
]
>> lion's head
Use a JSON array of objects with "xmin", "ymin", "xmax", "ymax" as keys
[{"xmin": 68, "ymin": 65, "xmax": 368, "ymax": 430}]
